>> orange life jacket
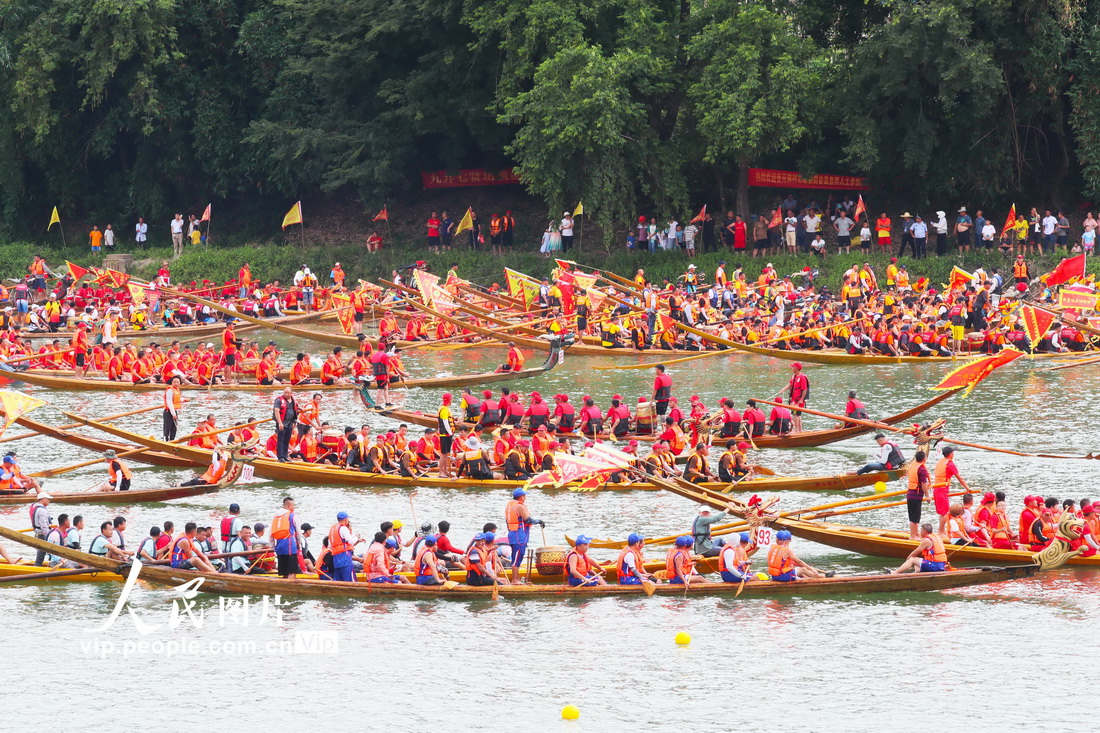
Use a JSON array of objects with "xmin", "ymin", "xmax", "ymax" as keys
[
  {"xmin": 328, "ymin": 523, "xmax": 352, "ymax": 556},
  {"xmin": 767, "ymin": 545, "xmax": 794, "ymax": 576},
  {"xmin": 616, "ymin": 546, "xmax": 644, "ymax": 583},
  {"xmin": 923, "ymin": 533, "xmax": 948, "ymax": 562},
  {"xmin": 664, "ymin": 547, "xmax": 694, "ymax": 578},
  {"xmin": 270, "ymin": 510, "xmax": 292, "ymax": 540}
]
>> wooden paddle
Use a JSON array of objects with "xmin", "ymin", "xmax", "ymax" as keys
[
  {"xmin": 34, "ymin": 416, "xmax": 270, "ymax": 478},
  {"xmin": 0, "ymin": 403, "xmax": 168, "ymax": 445},
  {"xmin": 0, "ymin": 567, "xmax": 102, "ymax": 582}
]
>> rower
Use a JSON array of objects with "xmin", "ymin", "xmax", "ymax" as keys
[
  {"xmin": 665, "ymin": 536, "xmax": 708, "ymax": 585},
  {"xmin": 552, "ymin": 394, "xmax": 576, "ymax": 433},
  {"xmin": 6, "ymin": 452, "xmax": 40, "ymax": 494},
  {"xmin": 718, "ymin": 441, "xmax": 750, "ymax": 482},
  {"xmin": 718, "ymin": 532, "xmax": 754, "ymax": 583},
  {"xmin": 683, "ymin": 442, "xmax": 715, "ymax": 485},
  {"xmin": 459, "ymin": 427, "xmax": 499, "ymax": 480},
  {"xmin": 892, "ymin": 523, "xmax": 948, "ymax": 574},
  {"xmin": 505, "ymin": 488, "xmax": 543, "ymax": 583},
  {"xmin": 844, "ymin": 390, "xmax": 869, "ymax": 424},
  {"xmin": 658, "ymin": 416, "xmax": 687, "ymax": 456},
  {"xmin": 220, "ymin": 503, "xmax": 244, "ymax": 553},
  {"xmin": 163, "ymin": 377, "xmax": 183, "ymax": 441},
  {"xmin": 1018, "ymin": 495, "xmax": 1043, "ymax": 550},
  {"xmin": 89, "ymin": 520, "xmax": 132, "ymax": 562},
  {"xmin": 499, "ymin": 342, "xmax": 526, "ymax": 373},
  {"xmin": 718, "ymin": 399, "xmax": 742, "ymax": 438},
  {"xmin": 692, "ymin": 505, "xmax": 728, "ymax": 556},
  {"xmin": 616, "ymin": 533, "xmax": 654, "ymax": 585},
  {"xmin": 169, "ymin": 522, "xmax": 216, "ymax": 571},
  {"xmin": 459, "ymin": 388, "xmax": 481, "ymax": 422},
  {"xmin": 854, "ymin": 434, "xmax": 904, "ymax": 475},
  {"xmin": 767, "ymin": 398, "xmax": 792, "ymax": 435},
  {"xmin": 225, "ymin": 525, "xmax": 256, "ymax": 574},
  {"xmin": 465, "ymin": 532, "xmax": 508, "ymax": 586},
  {"xmin": 743, "ymin": 400, "xmax": 766, "ymax": 437},
  {"xmin": 181, "ymin": 445, "xmax": 228, "ymax": 486},
  {"xmin": 29, "ymin": 492, "xmax": 52, "ymax": 565},
  {"xmin": 45, "ymin": 514, "xmax": 76, "ymax": 568},
  {"xmin": 135, "ymin": 526, "xmax": 161, "ymax": 564},
  {"xmin": 564, "ymin": 535, "xmax": 606, "ymax": 586},
  {"xmin": 767, "ymin": 530, "xmax": 827, "ymax": 581},
  {"xmin": 932, "ymin": 445, "xmax": 969, "ymax": 535},
  {"xmin": 328, "ymin": 511, "xmax": 361, "ymax": 582},
  {"xmin": 89, "ymin": 449, "xmax": 132, "ymax": 493},
  {"xmin": 270, "ymin": 496, "xmax": 303, "ymax": 578},
  {"xmin": 786, "ymin": 362, "xmax": 809, "ymax": 433},
  {"xmin": 413, "ymin": 535, "xmax": 446, "ymax": 585}
]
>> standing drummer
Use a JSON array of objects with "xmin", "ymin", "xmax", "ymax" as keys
[
  {"xmin": 932, "ymin": 445, "xmax": 970, "ymax": 535},
  {"xmin": 786, "ymin": 362, "xmax": 809, "ymax": 433},
  {"xmin": 504, "ymin": 488, "xmax": 544, "ymax": 583}
]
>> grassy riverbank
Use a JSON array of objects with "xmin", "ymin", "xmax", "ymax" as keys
[{"xmin": 2, "ymin": 240, "xmax": 1087, "ymax": 292}]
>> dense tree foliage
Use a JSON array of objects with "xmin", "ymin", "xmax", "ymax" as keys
[{"xmin": 0, "ymin": 0, "xmax": 1098, "ymax": 240}]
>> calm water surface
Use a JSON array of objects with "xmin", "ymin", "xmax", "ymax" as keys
[{"xmin": 2, "ymin": 337, "xmax": 1097, "ymax": 731}]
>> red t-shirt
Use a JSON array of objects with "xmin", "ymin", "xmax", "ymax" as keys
[{"xmin": 427, "ymin": 218, "xmax": 441, "ymax": 237}]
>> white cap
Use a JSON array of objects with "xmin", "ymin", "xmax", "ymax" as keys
[{"xmin": 37, "ymin": 492, "xmax": 52, "ymax": 501}]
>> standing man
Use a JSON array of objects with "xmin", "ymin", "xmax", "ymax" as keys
[
  {"xmin": 955, "ymin": 207, "xmax": 972, "ymax": 254},
  {"xmin": 905, "ymin": 450, "xmax": 930, "ymax": 539},
  {"xmin": 270, "ymin": 496, "xmax": 302, "ymax": 578},
  {"xmin": 437, "ymin": 392, "xmax": 456, "ymax": 479},
  {"xmin": 30, "ymin": 493, "xmax": 52, "ymax": 566},
  {"xmin": 692, "ymin": 506, "xmax": 728, "ymax": 557},
  {"xmin": 104, "ymin": 224, "xmax": 115, "ymax": 250},
  {"xmin": 89, "ymin": 225, "xmax": 103, "ymax": 254},
  {"xmin": 426, "ymin": 211, "xmax": 441, "ymax": 253},
  {"xmin": 170, "ymin": 214, "xmax": 185, "ymax": 257},
  {"xmin": 502, "ymin": 210, "xmax": 516, "ymax": 251},
  {"xmin": 505, "ymin": 488, "xmax": 543, "ymax": 583},
  {"xmin": 652, "ymin": 364, "xmax": 673, "ymax": 416},
  {"xmin": 163, "ymin": 376, "xmax": 183, "ymax": 441},
  {"xmin": 1041, "ymin": 209, "xmax": 1058, "ymax": 254},
  {"xmin": 910, "ymin": 214, "xmax": 928, "ymax": 259},
  {"xmin": 135, "ymin": 217, "xmax": 148, "ymax": 248},
  {"xmin": 786, "ymin": 362, "xmax": 809, "ymax": 433},
  {"xmin": 328, "ymin": 511, "xmax": 361, "ymax": 582},
  {"xmin": 560, "ymin": 212, "xmax": 575, "ymax": 252},
  {"xmin": 932, "ymin": 445, "xmax": 969, "ymax": 535},
  {"xmin": 273, "ymin": 387, "xmax": 299, "ymax": 463},
  {"xmin": 440, "ymin": 210, "xmax": 453, "ymax": 252}
]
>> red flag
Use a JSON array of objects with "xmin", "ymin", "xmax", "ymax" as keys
[
  {"xmin": 1002, "ymin": 204, "xmax": 1016, "ymax": 234},
  {"xmin": 1044, "ymin": 254, "xmax": 1086, "ymax": 287},
  {"xmin": 767, "ymin": 206, "xmax": 782, "ymax": 228},
  {"xmin": 201, "ymin": 204, "xmax": 212, "ymax": 222},
  {"xmin": 658, "ymin": 313, "xmax": 677, "ymax": 333},
  {"xmin": 66, "ymin": 261, "xmax": 89, "ymax": 282},
  {"xmin": 931, "ymin": 348, "xmax": 1025, "ymax": 397},
  {"xmin": 1020, "ymin": 305, "xmax": 1055, "ymax": 345},
  {"xmin": 373, "ymin": 206, "xmax": 388, "ymax": 222},
  {"xmin": 107, "ymin": 269, "xmax": 130, "ymax": 288},
  {"xmin": 690, "ymin": 205, "xmax": 706, "ymax": 224},
  {"xmin": 854, "ymin": 195, "xmax": 866, "ymax": 222}
]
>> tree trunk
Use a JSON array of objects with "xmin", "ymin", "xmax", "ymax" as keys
[
  {"xmin": 716, "ymin": 167, "xmax": 726, "ymax": 216},
  {"xmin": 736, "ymin": 157, "xmax": 751, "ymax": 219}
]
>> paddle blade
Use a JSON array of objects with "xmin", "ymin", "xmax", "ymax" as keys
[
  {"xmin": 492, "ymin": 581, "xmax": 500, "ymax": 601},
  {"xmin": 641, "ymin": 579, "xmax": 657, "ymax": 596},
  {"xmin": 442, "ymin": 580, "xmax": 460, "ymax": 590}
]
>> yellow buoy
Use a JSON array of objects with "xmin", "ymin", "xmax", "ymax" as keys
[
  {"xmin": 874, "ymin": 481, "xmax": 887, "ymax": 493},
  {"xmin": 674, "ymin": 631, "xmax": 692, "ymax": 645},
  {"xmin": 755, "ymin": 572, "xmax": 770, "ymax": 581},
  {"xmin": 561, "ymin": 705, "xmax": 580, "ymax": 720}
]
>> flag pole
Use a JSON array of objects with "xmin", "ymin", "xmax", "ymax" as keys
[
  {"xmin": 385, "ymin": 204, "xmax": 391, "ymax": 249},
  {"xmin": 206, "ymin": 211, "xmax": 213, "ymax": 250},
  {"xmin": 578, "ymin": 213, "xmax": 584, "ymax": 253}
]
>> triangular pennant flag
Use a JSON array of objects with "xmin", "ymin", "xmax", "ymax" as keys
[
  {"xmin": 413, "ymin": 269, "xmax": 440, "ymax": 306},
  {"xmin": 48, "ymin": 207, "xmax": 60, "ymax": 230},
  {"xmin": 107, "ymin": 269, "xmax": 130, "ymax": 287},
  {"xmin": 767, "ymin": 206, "xmax": 782, "ymax": 229},
  {"xmin": 658, "ymin": 313, "xmax": 677, "ymax": 333},
  {"xmin": 0, "ymin": 391, "xmax": 47, "ymax": 436},
  {"xmin": 853, "ymin": 195, "xmax": 866, "ymax": 222},
  {"xmin": 66, "ymin": 261, "xmax": 89, "ymax": 282},
  {"xmin": 944, "ymin": 266, "xmax": 974, "ymax": 290},
  {"xmin": 454, "ymin": 207, "xmax": 473, "ymax": 235},
  {"xmin": 1020, "ymin": 305, "xmax": 1055, "ymax": 346},
  {"xmin": 127, "ymin": 283, "xmax": 146, "ymax": 305},
  {"xmin": 373, "ymin": 206, "xmax": 388, "ymax": 222},
  {"xmin": 587, "ymin": 289, "xmax": 606, "ymax": 312},
  {"xmin": 281, "ymin": 201, "xmax": 303, "ymax": 229},
  {"xmin": 330, "ymin": 293, "xmax": 355, "ymax": 334},
  {"xmin": 690, "ymin": 205, "xmax": 706, "ymax": 224},
  {"xmin": 573, "ymin": 273, "xmax": 598, "ymax": 291},
  {"xmin": 573, "ymin": 202, "xmax": 584, "ymax": 216},
  {"xmin": 931, "ymin": 348, "xmax": 1024, "ymax": 397},
  {"xmin": 201, "ymin": 203, "xmax": 212, "ymax": 222},
  {"xmin": 1043, "ymin": 254, "xmax": 1086, "ymax": 287},
  {"xmin": 1002, "ymin": 204, "xmax": 1016, "ymax": 234}
]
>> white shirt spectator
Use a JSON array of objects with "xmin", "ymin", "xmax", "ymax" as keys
[
  {"xmin": 170, "ymin": 217, "xmax": 184, "ymax": 235},
  {"xmin": 982, "ymin": 223, "xmax": 996, "ymax": 242},
  {"xmin": 910, "ymin": 221, "xmax": 928, "ymax": 238},
  {"xmin": 784, "ymin": 216, "xmax": 798, "ymax": 232},
  {"xmin": 860, "ymin": 225, "xmax": 872, "ymax": 243},
  {"xmin": 684, "ymin": 224, "xmax": 698, "ymax": 244},
  {"xmin": 932, "ymin": 212, "xmax": 948, "ymax": 235},
  {"xmin": 560, "ymin": 216, "xmax": 574, "ymax": 237},
  {"xmin": 1042, "ymin": 215, "xmax": 1058, "ymax": 235},
  {"xmin": 104, "ymin": 227, "xmax": 115, "ymax": 247},
  {"xmin": 135, "ymin": 220, "xmax": 148, "ymax": 242},
  {"xmin": 802, "ymin": 213, "xmax": 821, "ymax": 233},
  {"xmin": 810, "ymin": 235, "xmax": 826, "ymax": 252}
]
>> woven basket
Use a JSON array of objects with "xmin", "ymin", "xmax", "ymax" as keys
[{"xmin": 534, "ymin": 545, "xmax": 568, "ymax": 576}]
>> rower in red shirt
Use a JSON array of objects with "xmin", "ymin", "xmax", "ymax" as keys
[
  {"xmin": 320, "ymin": 346, "xmax": 349, "ymax": 386},
  {"xmin": 786, "ymin": 362, "xmax": 809, "ymax": 433},
  {"xmin": 70, "ymin": 322, "xmax": 90, "ymax": 378},
  {"xmin": 652, "ymin": 364, "xmax": 672, "ymax": 416},
  {"xmin": 221, "ymin": 323, "xmax": 239, "ymax": 384},
  {"xmin": 500, "ymin": 343, "xmax": 526, "ymax": 373}
]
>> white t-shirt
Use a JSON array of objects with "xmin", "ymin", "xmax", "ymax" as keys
[
  {"xmin": 784, "ymin": 216, "xmax": 798, "ymax": 233},
  {"xmin": 104, "ymin": 229, "xmax": 115, "ymax": 246},
  {"xmin": 560, "ymin": 218, "xmax": 574, "ymax": 236},
  {"xmin": 803, "ymin": 214, "xmax": 821, "ymax": 233},
  {"xmin": 810, "ymin": 237, "xmax": 825, "ymax": 251},
  {"xmin": 684, "ymin": 225, "xmax": 698, "ymax": 243},
  {"xmin": 621, "ymin": 550, "xmax": 638, "ymax": 574},
  {"xmin": 135, "ymin": 222, "xmax": 147, "ymax": 242},
  {"xmin": 1042, "ymin": 215, "xmax": 1058, "ymax": 235},
  {"xmin": 170, "ymin": 218, "xmax": 184, "ymax": 235},
  {"xmin": 982, "ymin": 223, "xmax": 996, "ymax": 241},
  {"xmin": 860, "ymin": 226, "xmax": 872, "ymax": 242}
]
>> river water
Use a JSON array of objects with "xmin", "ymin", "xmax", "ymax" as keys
[{"xmin": 2, "ymin": 337, "xmax": 1097, "ymax": 732}]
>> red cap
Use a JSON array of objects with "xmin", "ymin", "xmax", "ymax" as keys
[
  {"xmin": 612, "ymin": 394, "xmax": 622, "ymax": 400},
  {"xmin": 482, "ymin": 390, "xmax": 492, "ymax": 398},
  {"xmin": 583, "ymin": 441, "xmax": 594, "ymax": 448},
  {"xmin": 689, "ymin": 395, "xmax": 699, "ymax": 402},
  {"xmin": 792, "ymin": 362, "xmax": 802, "ymax": 370},
  {"xmin": 981, "ymin": 492, "xmax": 995, "ymax": 505},
  {"xmin": 628, "ymin": 440, "xmax": 639, "ymax": 446},
  {"xmin": 737, "ymin": 441, "xmax": 750, "ymax": 451},
  {"xmin": 890, "ymin": 257, "xmax": 897, "ymax": 263},
  {"xmin": 1084, "ymin": 504, "xmax": 1096, "ymax": 514}
]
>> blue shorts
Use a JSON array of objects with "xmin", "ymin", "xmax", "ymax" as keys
[
  {"xmin": 332, "ymin": 564, "xmax": 355, "ymax": 582},
  {"xmin": 720, "ymin": 570, "xmax": 750, "ymax": 583},
  {"xmin": 568, "ymin": 574, "xmax": 598, "ymax": 587},
  {"xmin": 668, "ymin": 576, "xmax": 691, "ymax": 585},
  {"xmin": 619, "ymin": 576, "xmax": 641, "ymax": 585},
  {"xmin": 302, "ymin": 290, "xmax": 314, "ymax": 304},
  {"xmin": 920, "ymin": 560, "xmax": 946, "ymax": 573},
  {"xmin": 770, "ymin": 570, "xmax": 797, "ymax": 582},
  {"xmin": 15, "ymin": 299, "xmax": 28, "ymax": 314},
  {"xmin": 509, "ymin": 542, "xmax": 527, "ymax": 566},
  {"xmin": 369, "ymin": 576, "xmax": 399, "ymax": 583},
  {"xmin": 416, "ymin": 574, "xmax": 442, "ymax": 585}
]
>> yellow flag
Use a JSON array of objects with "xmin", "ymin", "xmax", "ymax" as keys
[
  {"xmin": 281, "ymin": 201, "xmax": 303, "ymax": 229},
  {"xmin": 48, "ymin": 207, "xmax": 60, "ymax": 230},
  {"xmin": 573, "ymin": 202, "xmax": 584, "ymax": 216},
  {"xmin": 454, "ymin": 207, "xmax": 473, "ymax": 235},
  {"xmin": 0, "ymin": 391, "xmax": 47, "ymax": 436},
  {"xmin": 127, "ymin": 283, "xmax": 146, "ymax": 305}
]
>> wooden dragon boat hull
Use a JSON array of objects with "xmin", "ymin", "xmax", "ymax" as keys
[
  {"xmin": 366, "ymin": 388, "xmax": 961, "ymax": 449},
  {"xmin": 55, "ymin": 413, "xmax": 901, "ymax": 492},
  {"xmin": 9, "ymin": 415, "xmax": 196, "ymax": 468},
  {"xmin": 0, "ymin": 341, "xmax": 564, "ymax": 392},
  {"xmin": 0, "ymin": 562, "xmax": 124, "ymax": 582},
  {"xmin": 0, "ymin": 526, "xmax": 1041, "ymax": 598},
  {"xmin": 0, "ymin": 482, "xmax": 223, "ymax": 505}
]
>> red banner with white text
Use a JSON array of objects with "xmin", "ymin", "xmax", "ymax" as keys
[
  {"xmin": 421, "ymin": 169, "xmax": 521, "ymax": 189},
  {"xmin": 748, "ymin": 168, "xmax": 869, "ymax": 190}
]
